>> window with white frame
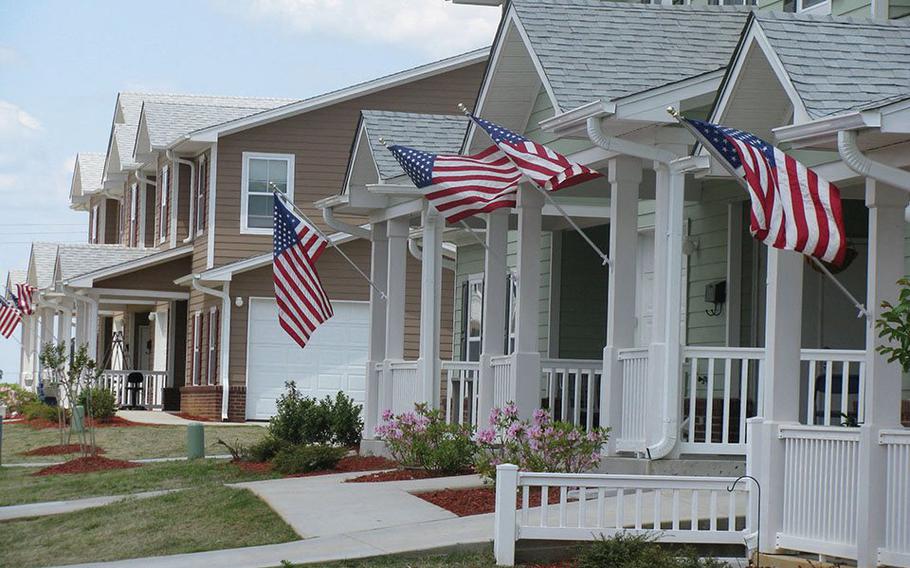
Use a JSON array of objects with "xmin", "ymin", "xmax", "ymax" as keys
[
  {"xmin": 196, "ymin": 155, "xmax": 207, "ymax": 236},
  {"xmin": 241, "ymin": 152, "xmax": 294, "ymax": 233},
  {"xmin": 783, "ymin": 0, "xmax": 829, "ymax": 12},
  {"xmin": 506, "ymin": 273, "xmax": 517, "ymax": 354},
  {"xmin": 191, "ymin": 312, "xmax": 201, "ymax": 386},
  {"xmin": 463, "ymin": 274, "xmax": 483, "ymax": 362},
  {"xmin": 206, "ymin": 307, "xmax": 218, "ymax": 385},
  {"xmin": 129, "ymin": 184, "xmax": 138, "ymax": 247},
  {"xmin": 90, "ymin": 205, "xmax": 99, "ymax": 244},
  {"xmin": 159, "ymin": 165, "xmax": 169, "ymax": 243}
]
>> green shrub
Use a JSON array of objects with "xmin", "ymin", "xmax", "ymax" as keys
[
  {"xmin": 0, "ymin": 384, "xmax": 38, "ymax": 416},
  {"xmin": 247, "ymin": 436, "xmax": 292, "ymax": 462},
  {"xmin": 21, "ymin": 401, "xmax": 60, "ymax": 422},
  {"xmin": 268, "ymin": 383, "xmax": 363, "ymax": 446},
  {"xmin": 576, "ymin": 533, "xmax": 730, "ymax": 568},
  {"xmin": 271, "ymin": 444, "xmax": 347, "ymax": 475},
  {"xmin": 77, "ymin": 387, "xmax": 117, "ymax": 420},
  {"xmin": 375, "ymin": 404, "xmax": 476, "ymax": 474}
]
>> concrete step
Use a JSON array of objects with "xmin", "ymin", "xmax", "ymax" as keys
[{"xmin": 597, "ymin": 456, "xmax": 746, "ymax": 477}]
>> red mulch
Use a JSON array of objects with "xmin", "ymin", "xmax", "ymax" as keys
[
  {"xmin": 20, "ymin": 444, "xmax": 106, "ymax": 456},
  {"xmin": 233, "ymin": 455, "xmax": 399, "ymax": 477},
  {"xmin": 31, "ymin": 456, "xmax": 140, "ymax": 476},
  {"xmin": 173, "ymin": 412, "xmax": 215, "ymax": 422},
  {"xmin": 416, "ymin": 486, "xmax": 565, "ymax": 517},
  {"xmin": 22, "ymin": 418, "xmax": 64, "ymax": 430},
  {"xmin": 346, "ymin": 468, "xmax": 474, "ymax": 483},
  {"xmin": 234, "ymin": 461, "xmax": 274, "ymax": 474},
  {"xmin": 21, "ymin": 416, "xmax": 143, "ymax": 430}
]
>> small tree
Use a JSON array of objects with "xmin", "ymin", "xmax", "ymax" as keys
[
  {"xmin": 39, "ymin": 342, "xmax": 69, "ymax": 446},
  {"xmin": 876, "ymin": 277, "xmax": 910, "ymax": 373},
  {"xmin": 39, "ymin": 342, "xmax": 102, "ymax": 456}
]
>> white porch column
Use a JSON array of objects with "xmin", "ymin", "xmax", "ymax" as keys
[
  {"xmin": 602, "ymin": 157, "xmax": 642, "ymax": 452},
  {"xmin": 512, "ymin": 185, "xmax": 545, "ymax": 419},
  {"xmin": 365, "ymin": 221, "xmax": 388, "ymax": 438},
  {"xmin": 416, "ymin": 208, "xmax": 443, "ymax": 408},
  {"xmin": 73, "ymin": 299, "xmax": 86, "ymax": 349},
  {"xmin": 382, "ymin": 215, "xmax": 410, "ymax": 413},
  {"xmin": 855, "ymin": 181, "xmax": 909, "ymax": 567},
  {"xmin": 751, "ymin": 247, "xmax": 804, "ymax": 554},
  {"xmin": 19, "ymin": 314, "xmax": 36, "ymax": 389},
  {"xmin": 85, "ymin": 297, "xmax": 99, "ymax": 361},
  {"xmin": 645, "ymin": 164, "xmax": 685, "ymax": 459},
  {"xmin": 57, "ymin": 304, "xmax": 72, "ymax": 361},
  {"xmin": 478, "ymin": 209, "xmax": 509, "ymax": 421}
]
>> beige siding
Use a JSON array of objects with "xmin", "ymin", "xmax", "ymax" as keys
[{"xmin": 94, "ymin": 256, "xmax": 191, "ymax": 292}]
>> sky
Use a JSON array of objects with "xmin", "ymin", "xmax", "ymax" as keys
[{"xmin": 0, "ymin": 0, "xmax": 501, "ymax": 383}]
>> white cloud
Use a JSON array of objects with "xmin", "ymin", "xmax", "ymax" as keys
[
  {"xmin": 222, "ymin": 0, "xmax": 500, "ymax": 57},
  {"xmin": 0, "ymin": 100, "xmax": 42, "ymax": 135},
  {"xmin": 0, "ymin": 47, "xmax": 20, "ymax": 66}
]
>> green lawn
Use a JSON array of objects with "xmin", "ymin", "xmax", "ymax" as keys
[
  {"xmin": 1, "ymin": 422, "xmax": 268, "ymax": 464},
  {"xmin": 0, "ymin": 486, "xmax": 299, "ymax": 568},
  {"xmin": 286, "ymin": 552, "xmax": 502, "ymax": 567},
  {"xmin": 0, "ymin": 459, "xmax": 280, "ymax": 506}
]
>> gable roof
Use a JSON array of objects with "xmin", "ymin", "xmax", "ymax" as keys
[
  {"xmin": 5, "ymin": 269, "xmax": 27, "ymax": 300},
  {"xmin": 29, "ymin": 242, "xmax": 62, "ymax": 290},
  {"xmin": 509, "ymin": 0, "xmax": 750, "ymax": 112},
  {"xmin": 360, "ymin": 111, "xmax": 469, "ymax": 181},
  {"xmin": 69, "ymin": 152, "xmax": 106, "ymax": 207},
  {"xmin": 140, "ymin": 102, "xmax": 272, "ymax": 150},
  {"xmin": 54, "ymin": 244, "xmax": 154, "ymax": 283},
  {"xmin": 752, "ymin": 11, "xmax": 910, "ymax": 119}
]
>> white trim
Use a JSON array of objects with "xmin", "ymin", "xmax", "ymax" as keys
[
  {"xmin": 169, "ymin": 158, "xmax": 178, "ymax": 247},
  {"xmin": 196, "ymin": 154, "xmax": 207, "ymax": 237},
  {"xmin": 91, "ymin": 204, "xmax": 99, "ymax": 244},
  {"xmin": 181, "ymin": 49, "xmax": 488, "ymax": 144},
  {"xmin": 191, "ymin": 311, "xmax": 201, "ymax": 386},
  {"xmin": 772, "ymin": 111, "xmax": 882, "ymax": 147},
  {"xmin": 129, "ymin": 183, "xmax": 138, "ymax": 247},
  {"xmin": 206, "ymin": 144, "xmax": 217, "ymax": 269},
  {"xmin": 87, "ymin": 288, "xmax": 191, "ymax": 300},
  {"xmin": 159, "ymin": 164, "xmax": 169, "ymax": 243},
  {"xmin": 240, "ymin": 152, "xmax": 296, "ymax": 235},
  {"xmin": 207, "ymin": 305, "xmax": 217, "ymax": 385},
  {"xmin": 464, "ymin": 273, "xmax": 484, "ymax": 362},
  {"xmin": 796, "ymin": 0, "xmax": 831, "ymax": 14},
  {"xmin": 138, "ymin": 182, "xmax": 147, "ymax": 248},
  {"xmin": 65, "ymin": 245, "xmax": 192, "ymax": 288}
]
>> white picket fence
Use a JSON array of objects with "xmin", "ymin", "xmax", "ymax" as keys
[
  {"xmin": 442, "ymin": 360, "xmax": 479, "ymax": 425},
  {"xmin": 680, "ymin": 347, "xmax": 764, "ymax": 455},
  {"xmin": 882, "ymin": 429, "xmax": 910, "ymax": 568},
  {"xmin": 493, "ymin": 464, "xmax": 751, "ymax": 565},
  {"xmin": 97, "ymin": 370, "xmax": 168, "ymax": 409},
  {"xmin": 541, "ymin": 359, "xmax": 602, "ymax": 432},
  {"xmin": 385, "ymin": 360, "xmax": 418, "ymax": 415},
  {"xmin": 616, "ymin": 348, "xmax": 649, "ymax": 452}
]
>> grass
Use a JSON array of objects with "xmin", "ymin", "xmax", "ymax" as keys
[
  {"xmin": 0, "ymin": 458, "xmax": 281, "ymax": 506},
  {"xmin": 283, "ymin": 551, "xmax": 499, "ymax": 567},
  {"xmin": 0, "ymin": 485, "xmax": 299, "ymax": 568},
  {"xmin": 1, "ymin": 422, "xmax": 268, "ymax": 464}
]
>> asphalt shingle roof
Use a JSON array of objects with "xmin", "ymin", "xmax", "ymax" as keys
[
  {"xmin": 753, "ymin": 12, "xmax": 910, "ymax": 119},
  {"xmin": 142, "ymin": 102, "xmax": 271, "ymax": 148},
  {"xmin": 5, "ymin": 269, "xmax": 27, "ymax": 300},
  {"xmin": 30, "ymin": 243, "xmax": 61, "ymax": 290},
  {"xmin": 55, "ymin": 244, "xmax": 154, "ymax": 282},
  {"xmin": 75, "ymin": 152, "xmax": 105, "ymax": 195},
  {"xmin": 510, "ymin": 0, "xmax": 750, "ymax": 111},
  {"xmin": 360, "ymin": 111, "xmax": 469, "ymax": 181},
  {"xmin": 117, "ymin": 92, "xmax": 296, "ymax": 126}
]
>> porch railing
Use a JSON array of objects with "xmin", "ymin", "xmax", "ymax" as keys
[
  {"xmin": 491, "ymin": 355, "xmax": 513, "ymax": 409},
  {"xmin": 680, "ymin": 347, "xmax": 764, "ymax": 455},
  {"xmin": 493, "ymin": 465, "xmax": 750, "ymax": 565},
  {"xmin": 98, "ymin": 370, "xmax": 168, "ymax": 409},
  {"xmin": 387, "ymin": 360, "xmax": 418, "ymax": 415},
  {"xmin": 541, "ymin": 359, "xmax": 602, "ymax": 432},
  {"xmin": 801, "ymin": 349, "xmax": 865, "ymax": 426},
  {"xmin": 778, "ymin": 425, "xmax": 860, "ymax": 560},
  {"xmin": 882, "ymin": 429, "xmax": 910, "ymax": 567},
  {"xmin": 616, "ymin": 348, "xmax": 649, "ymax": 452},
  {"xmin": 442, "ymin": 360, "xmax": 479, "ymax": 425}
]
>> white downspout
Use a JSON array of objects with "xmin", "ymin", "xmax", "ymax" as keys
[
  {"xmin": 586, "ymin": 116, "xmax": 684, "ymax": 460},
  {"xmin": 191, "ymin": 276, "xmax": 231, "ymax": 421},
  {"xmin": 409, "ymin": 238, "xmax": 456, "ymax": 271},
  {"xmin": 323, "ymin": 207, "xmax": 371, "ymax": 240},
  {"xmin": 838, "ymin": 130, "xmax": 910, "ymax": 194}
]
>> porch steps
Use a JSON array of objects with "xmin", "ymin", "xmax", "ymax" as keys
[{"xmin": 597, "ymin": 456, "xmax": 745, "ymax": 478}]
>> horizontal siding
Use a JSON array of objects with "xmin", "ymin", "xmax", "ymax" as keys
[{"xmin": 94, "ymin": 256, "xmax": 191, "ymax": 292}]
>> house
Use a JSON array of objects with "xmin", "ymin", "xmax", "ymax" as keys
[
  {"xmin": 324, "ymin": 1, "xmax": 910, "ymax": 566},
  {"xmin": 16, "ymin": 48, "xmax": 487, "ymax": 422}
]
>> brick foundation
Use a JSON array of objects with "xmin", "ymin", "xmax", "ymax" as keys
[{"xmin": 180, "ymin": 385, "xmax": 247, "ymax": 422}]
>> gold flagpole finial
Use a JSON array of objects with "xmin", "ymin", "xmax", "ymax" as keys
[
  {"xmin": 667, "ymin": 106, "xmax": 680, "ymax": 119},
  {"xmin": 456, "ymin": 102, "xmax": 471, "ymax": 117},
  {"xmin": 378, "ymin": 137, "xmax": 387, "ymax": 147}
]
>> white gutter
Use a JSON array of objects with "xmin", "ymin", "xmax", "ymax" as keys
[
  {"xmin": 837, "ymin": 130, "xmax": 910, "ymax": 194},
  {"xmin": 408, "ymin": 238, "xmax": 456, "ymax": 271},
  {"xmin": 191, "ymin": 276, "xmax": 231, "ymax": 421},
  {"xmin": 586, "ymin": 115, "xmax": 683, "ymax": 460},
  {"xmin": 323, "ymin": 207, "xmax": 371, "ymax": 240}
]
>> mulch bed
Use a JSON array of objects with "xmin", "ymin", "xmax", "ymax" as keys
[
  {"xmin": 31, "ymin": 456, "xmax": 140, "ymax": 476},
  {"xmin": 21, "ymin": 416, "xmax": 144, "ymax": 430},
  {"xmin": 21, "ymin": 444, "xmax": 106, "ymax": 456},
  {"xmin": 233, "ymin": 461, "xmax": 274, "ymax": 474},
  {"xmin": 346, "ymin": 468, "xmax": 474, "ymax": 483},
  {"xmin": 234, "ymin": 455, "xmax": 399, "ymax": 477},
  {"xmin": 416, "ymin": 486, "xmax": 565, "ymax": 517},
  {"xmin": 22, "ymin": 418, "xmax": 65, "ymax": 430}
]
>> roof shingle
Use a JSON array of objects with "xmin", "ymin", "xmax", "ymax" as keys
[{"xmin": 360, "ymin": 111, "xmax": 469, "ymax": 181}]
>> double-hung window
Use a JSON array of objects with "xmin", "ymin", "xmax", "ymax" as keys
[
  {"xmin": 206, "ymin": 307, "xmax": 218, "ymax": 385},
  {"xmin": 464, "ymin": 275, "xmax": 484, "ymax": 362},
  {"xmin": 129, "ymin": 184, "xmax": 138, "ymax": 247},
  {"xmin": 196, "ymin": 155, "xmax": 208, "ymax": 235},
  {"xmin": 159, "ymin": 166, "xmax": 169, "ymax": 243},
  {"xmin": 191, "ymin": 312, "xmax": 202, "ymax": 386},
  {"xmin": 90, "ymin": 205, "xmax": 99, "ymax": 244},
  {"xmin": 241, "ymin": 152, "xmax": 294, "ymax": 234}
]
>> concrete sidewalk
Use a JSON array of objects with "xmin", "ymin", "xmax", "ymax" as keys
[
  {"xmin": 0, "ymin": 490, "xmax": 177, "ymax": 521},
  {"xmin": 116, "ymin": 410, "xmax": 266, "ymax": 426},
  {"xmin": 53, "ymin": 472, "xmax": 493, "ymax": 568}
]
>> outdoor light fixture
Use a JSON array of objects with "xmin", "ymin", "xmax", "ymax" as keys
[{"xmin": 235, "ymin": 297, "xmax": 244, "ymax": 308}]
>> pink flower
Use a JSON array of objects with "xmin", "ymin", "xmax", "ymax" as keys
[
  {"xmin": 474, "ymin": 428, "xmax": 496, "ymax": 444},
  {"xmin": 488, "ymin": 407, "xmax": 502, "ymax": 426},
  {"xmin": 503, "ymin": 403, "xmax": 519, "ymax": 419},
  {"xmin": 381, "ymin": 409, "xmax": 394, "ymax": 422},
  {"xmin": 532, "ymin": 408, "xmax": 550, "ymax": 425}
]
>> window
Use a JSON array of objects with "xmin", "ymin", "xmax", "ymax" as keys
[
  {"xmin": 783, "ymin": 0, "xmax": 829, "ymax": 12},
  {"xmin": 191, "ymin": 312, "xmax": 201, "ymax": 386},
  {"xmin": 241, "ymin": 152, "xmax": 294, "ymax": 233},
  {"xmin": 159, "ymin": 165, "xmax": 169, "ymax": 243},
  {"xmin": 196, "ymin": 155, "xmax": 208, "ymax": 235},
  {"xmin": 129, "ymin": 184, "xmax": 138, "ymax": 247},
  {"xmin": 506, "ymin": 273, "xmax": 517, "ymax": 354},
  {"xmin": 90, "ymin": 205, "xmax": 99, "ymax": 244},
  {"xmin": 464, "ymin": 275, "xmax": 483, "ymax": 362},
  {"xmin": 206, "ymin": 307, "xmax": 218, "ymax": 385}
]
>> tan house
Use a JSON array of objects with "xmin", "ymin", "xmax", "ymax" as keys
[{"xmin": 18, "ymin": 48, "xmax": 486, "ymax": 421}]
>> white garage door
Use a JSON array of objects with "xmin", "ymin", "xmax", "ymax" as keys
[{"xmin": 245, "ymin": 298, "xmax": 369, "ymax": 420}]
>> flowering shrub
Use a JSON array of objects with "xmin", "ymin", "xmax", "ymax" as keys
[
  {"xmin": 474, "ymin": 403, "xmax": 609, "ymax": 481},
  {"xmin": 375, "ymin": 404, "xmax": 475, "ymax": 474},
  {"xmin": 0, "ymin": 384, "xmax": 37, "ymax": 417}
]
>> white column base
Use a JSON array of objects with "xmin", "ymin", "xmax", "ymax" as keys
[
  {"xmin": 601, "ymin": 346, "xmax": 623, "ymax": 455},
  {"xmin": 512, "ymin": 351, "xmax": 541, "ymax": 420}
]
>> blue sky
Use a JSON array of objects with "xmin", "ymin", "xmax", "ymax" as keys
[{"xmin": 0, "ymin": 0, "xmax": 500, "ymax": 382}]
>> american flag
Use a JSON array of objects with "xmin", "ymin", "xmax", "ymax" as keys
[
  {"xmin": 471, "ymin": 115, "xmax": 601, "ymax": 192},
  {"xmin": 388, "ymin": 144, "xmax": 520, "ymax": 223},
  {"xmin": 272, "ymin": 194, "xmax": 334, "ymax": 348},
  {"xmin": 0, "ymin": 302, "xmax": 21, "ymax": 339},
  {"xmin": 15, "ymin": 283, "xmax": 36, "ymax": 315},
  {"xmin": 684, "ymin": 118, "xmax": 846, "ymax": 266}
]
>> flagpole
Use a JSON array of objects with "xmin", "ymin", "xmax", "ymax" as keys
[
  {"xmin": 270, "ymin": 185, "xmax": 387, "ymax": 301},
  {"xmin": 666, "ymin": 106, "xmax": 868, "ymax": 319}
]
